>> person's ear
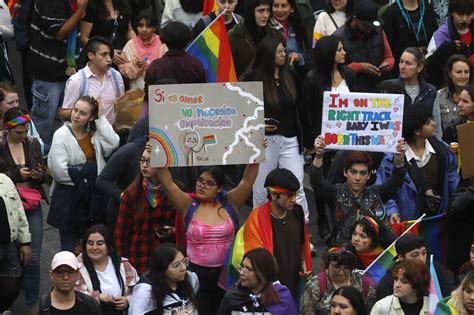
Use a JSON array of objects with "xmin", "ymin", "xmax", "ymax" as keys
[
  {"xmin": 343, "ymin": 169, "xmax": 348, "ymax": 178},
  {"xmin": 87, "ymin": 51, "xmax": 95, "ymax": 61}
]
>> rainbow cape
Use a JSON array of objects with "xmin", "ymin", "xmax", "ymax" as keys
[
  {"xmin": 186, "ymin": 10, "xmax": 237, "ymax": 83},
  {"xmin": 220, "ymin": 202, "xmax": 312, "ymax": 298},
  {"xmin": 203, "ymin": 0, "xmax": 218, "ymax": 15},
  {"xmin": 429, "ymin": 255, "xmax": 443, "ymax": 315}
]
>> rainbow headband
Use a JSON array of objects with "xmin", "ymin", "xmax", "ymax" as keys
[
  {"xmin": 267, "ymin": 185, "xmax": 292, "ymax": 194},
  {"xmin": 361, "ymin": 216, "xmax": 379, "ymax": 236},
  {"xmin": 4, "ymin": 114, "xmax": 31, "ymax": 129},
  {"xmin": 327, "ymin": 246, "xmax": 354, "ymax": 256}
]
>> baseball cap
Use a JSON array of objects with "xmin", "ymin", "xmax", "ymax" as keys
[
  {"xmin": 51, "ymin": 251, "xmax": 79, "ymax": 271},
  {"xmin": 353, "ymin": 0, "xmax": 382, "ymax": 28}
]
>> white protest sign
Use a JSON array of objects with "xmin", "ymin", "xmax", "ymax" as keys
[
  {"xmin": 149, "ymin": 82, "xmax": 265, "ymax": 167},
  {"xmin": 321, "ymin": 91, "xmax": 404, "ymax": 152}
]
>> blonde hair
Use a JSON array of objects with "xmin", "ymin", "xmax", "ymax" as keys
[{"xmin": 449, "ymin": 271, "xmax": 474, "ymax": 315}]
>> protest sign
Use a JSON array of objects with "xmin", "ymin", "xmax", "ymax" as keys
[
  {"xmin": 149, "ymin": 82, "xmax": 265, "ymax": 167},
  {"xmin": 321, "ymin": 92, "xmax": 405, "ymax": 153}
]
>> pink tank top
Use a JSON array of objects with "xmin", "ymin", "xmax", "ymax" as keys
[{"xmin": 186, "ymin": 217, "xmax": 235, "ymax": 267}]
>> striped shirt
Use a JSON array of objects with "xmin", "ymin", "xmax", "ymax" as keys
[{"xmin": 28, "ymin": 0, "xmax": 81, "ymax": 82}]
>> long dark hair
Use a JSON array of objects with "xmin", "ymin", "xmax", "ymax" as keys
[
  {"xmin": 150, "ymin": 244, "xmax": 197, "ymax": 314},
  {"xmin": 90, "ymin": 0, "xmax": 130, "ymax": 20},
  {"xmin": 128, "ymin": 147, "xmax": 150, "ymax": 220},
  {"xmin": 244, "ymin": 0, "xmax": 274, "ymax": 44},
  {"xmin": 251, "ymin": 36, "xmax": 298, "ymax": 110},
  {"xmin": 81, "ymin": 224, "xmax": 125, "ymax": 295},
  {"xmin": 278, "ymin": 0, "xmax": 309, "ymax": 48},
  {"xmin": 326, "ymin": 0, "xmax": 354, "ymax": 16},
  {"xmin": 331, "ymin": 286, "xmax": 367, "ymax": 315},
  {"xmin": 241, "ymin": 248, "xmax": 280, "ymax": 306},
  {"xmin": 444, "ymin": 54, "xmax": 474, "ymax": 94},
  {"xmin": 179, "ymin": 0, "xmax": 204, "ymax": 13}
]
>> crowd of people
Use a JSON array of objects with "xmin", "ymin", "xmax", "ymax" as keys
[{"xmin": 0, "ymin": 0, "xmax": 473, "ymax": 314}]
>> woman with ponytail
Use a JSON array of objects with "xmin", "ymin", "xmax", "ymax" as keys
[
  {"xmin": 218, "ymin": 248, "xmax": 298, "ymax": 314},
  {"xmin": 76, "ymin": 224, "xmax": 139, "ymax": 315}
]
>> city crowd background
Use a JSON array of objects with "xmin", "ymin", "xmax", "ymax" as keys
[{"xmin": 0, "ymin": 0, "xmax": 473, "ymax": 314}]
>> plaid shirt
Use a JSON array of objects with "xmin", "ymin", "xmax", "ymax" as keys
[{"xmin": 115, "ymin": 185, "xmax": 177, "ymax": 274}]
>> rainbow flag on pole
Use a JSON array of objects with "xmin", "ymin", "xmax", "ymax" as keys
[
  {"xmin": 429, "ymin": 255, "xmax": 443, "ymax": 315},
  {"xmin": 186, "ymin": 10, "xmax": 237, "ymax": 83},
  {"xmin": 203, "ymin": 0, "xmax": 218, "ymax": 15},
  {"xmin": 363, "ymin": 214, "xmax": 425, "ymax": 283}
]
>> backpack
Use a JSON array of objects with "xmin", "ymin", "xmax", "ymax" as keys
[{"xmin": 78, "ymin": 68, "xmax": 122, "ymax": 98}]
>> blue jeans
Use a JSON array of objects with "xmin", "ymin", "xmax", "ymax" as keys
[
  {"xmin": 30, "ymin": 79, "xmax": 65, "ymax": 152},
  {"xmin": 22, "ymin": 206, "xmax": 42, "ymax": 307}
]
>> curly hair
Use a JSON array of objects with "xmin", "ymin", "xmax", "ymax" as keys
[{"xmin": 392, "ymin": 260, "xmax": 430, "ymax": 298}]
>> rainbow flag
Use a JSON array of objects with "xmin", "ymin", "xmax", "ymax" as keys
[
  {"xmin": 363, "ymin": 214, "xmax": 425, "ymax": 283},
  {"xmin": 429, "ymin": 255, "xmax": 443, "ymax": 315},
  {"xmin": 203, "ymin": 0, "xmax": 218, "ymax": 15},
  {"xmin": 203, "ymin": 135, "xmax": 216, "ymax": 145},
  {"xmin": 418, "ymin": 214, "xmax": 448, "ymax": 266},
  {"xmin": 186, "ymin": 11, "xmax": 237, "ymax": 83},
  {"xmin": 435, "ymin": 297, "xmax": 458, "ymax": 315},
  {"xmin": 219, "ymin": 202, "xmax": 313, "ymax": 300}
]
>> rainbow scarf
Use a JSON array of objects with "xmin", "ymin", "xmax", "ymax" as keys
[
  {"xmin": 4, "ymin": 114, "xmax": 31, "ymax": 129},
  {"xmin": 356, "ymin": 246, "xmax": 384, "ymax": 268},
  {"xmin": 143, "ymin": 179, "xmax": 163, "ymax": 208},
  {"xmin": 66, "ymin": 0, "xmax": 78, "ymax": 76},
  {"xmin": 220, "ymin": 202, "xmax": 312, "ymax": 300}
]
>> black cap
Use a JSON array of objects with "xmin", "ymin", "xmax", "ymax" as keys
[
  {"xmin": 264, "ymin": 168, "xmax": 300, "ymax": 192},
  {"xmin": 353, "ymin": 0, "xmax": 382, "ymax": 29},
  {"xmin": 395, "ymin": 234, "xmax": 425, "ymax": 256}
]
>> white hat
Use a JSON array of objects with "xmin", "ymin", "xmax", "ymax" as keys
[{"xmin": 51, "ymin": 251, "xmax": 79, "ymax": 271}]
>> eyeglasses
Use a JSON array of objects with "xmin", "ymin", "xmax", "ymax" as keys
[
  {"xmin": 139, "ymin": 158, "xmax": 151, "ymax": 166},
  {"xmin": 275, "ymin": 47, "xmax": 288, "ymax": 55},
  {"xmin": 238, "ymin": 265, "xmax": 253, "ymax": 274},
  {"xmin": 348, "ymin": 168, "xmax": 369, "ymax": 176},
  {"xmin": 280, "ymin": 191, "xmax": 299, "ymax": 198},
  {"xmin": 169, "ymin": 257, "xmax": 190, "ymax": 269},
  {"xmin": 329, "ymin": 263, "xmax": 352, "ymax": 272},
  {"xmin": 53, "ymin": 269, "xmax": 78, "ymax": 277},
  {"xmin": 196, "ymin": 177, "xmax": 217, "ymax": 189}
]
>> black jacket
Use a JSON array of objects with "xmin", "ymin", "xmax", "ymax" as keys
[
  {"xmin": 442, "ymin": 116, "xmax": 467, "ymax": 144},
  {"xmin": 27, "ymin": 291, "xmax": 102, "ymax": 315},
  {"xmin": 381, "ymin": 77, "xmax": 437, "ymax": 109}
]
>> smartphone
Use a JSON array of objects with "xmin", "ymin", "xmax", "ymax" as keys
[{"xmin": 379, "ymin": 64, "xmax": 388, "ymax": 70}]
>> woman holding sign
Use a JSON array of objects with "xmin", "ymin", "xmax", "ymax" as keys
[
  {"xmin": 155, "ymin": 162, "xmax": 260, "ymax": 314},
  {"xmin": 244, "ymin": 35, "xmax": 310, "ymax": 220}
]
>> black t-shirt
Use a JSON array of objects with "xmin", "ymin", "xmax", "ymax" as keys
[
  {"xmin": 271, "ymin": 208, "xmax": 305, "ymax": 300},
  {"xmin": 0, "ymin": 198, "xmax": 10, "ymax": 243},
  {"xmin": 84, "ymin": 5, "xmax": 130, "ymax": 49},
  {"xmin": 50, "ymin": 301, "xmax": 92, "ymax": 315},
  {"xmin": 399, "ymin": 297, "xmax": 423, "ymax": 315}
]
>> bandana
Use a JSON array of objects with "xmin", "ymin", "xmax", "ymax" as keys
[
  {"xmin": 361, "ymin": 216, "xmax": 379, "ymax": 236},
  {"xmin": 143, "ymin": 178, "xmax": 163, "ymax": 208},
  {"xmin": 4, "ymin": 114, "xmax": 31, "ymax": 129},
  {"xmin": 266, "ymin": 185, "xmax": 291, "ymax": 194}
]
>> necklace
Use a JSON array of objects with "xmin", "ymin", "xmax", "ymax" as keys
[
  {"xmin": 270, "ymin": 210, "xmax": 287, "ymax": 225},
  {"xmin": 275, "ymin": 78, "xmax": 280, "ymax": 87}
]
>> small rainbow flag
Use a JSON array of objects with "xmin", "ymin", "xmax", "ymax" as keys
[
  {"xmin": 363, "ymin": 214, "xmax": 425, "ymax": 283},
  {"xmin": 186, "ymin": 11, "xmax": 237, "ymax": 83},
  {"xmin": 429, "ymin": 255, "xmax": 443, "ymax": 315},
  {"xmin": 435, "ymin": 297, "xmax": 458, "ymax": 314},
  {"xmin": 203, "ymin": 135, "xmax": 216, "ymax": 145},
  {"xmin": 203, "ymin": 0, "xmax": 218, "ymax": 15}
]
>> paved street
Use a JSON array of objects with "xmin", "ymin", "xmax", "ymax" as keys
[{"xmin": 6, "ymin": 41, "xmax": 326, "ymax": 314}]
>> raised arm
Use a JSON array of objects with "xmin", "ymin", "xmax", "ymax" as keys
[
  {"xmin": 156, "ymin": 167, "xmax": 192, "ymax": 216},
  {"xmin": 228, "ymin": 163, "xmax": 259, "ymax": 211}
]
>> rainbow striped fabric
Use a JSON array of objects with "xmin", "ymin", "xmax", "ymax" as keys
[
  {"xmin": 203, "ymin": 135, "xmax": 216, "ymax": 145},
  {"xmin": 435, "ymin": 297, "xmax": 459, "ymax": 315},
  {"xmin": 203, "ymin": 0, "xmax": 218, "ymax": 15},
  {"xmin": 186, "ymin": 12, "xmax": 237, "ymax": 83}
]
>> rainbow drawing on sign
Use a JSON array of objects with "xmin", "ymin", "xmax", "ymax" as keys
[
  {"xmin": 150, "ymin": 127, "xmax": 179, "ymax": 167},
  {"xmin": 203, "ymin": 135, "xmax": 216, "ymax": 145}
]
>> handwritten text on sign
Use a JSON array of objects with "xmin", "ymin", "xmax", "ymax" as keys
[{"xmin": 321, "ymin": 92, "xmax": 404, "ymax": 153}]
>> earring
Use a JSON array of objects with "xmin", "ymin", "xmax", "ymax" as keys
[{"xmin": 86, "ymin": 121, "xmax": 91, "ymax": 133}]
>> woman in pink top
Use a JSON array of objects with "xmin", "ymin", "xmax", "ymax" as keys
[
  {"xmin": 156, "ymin": 162, "xmax": 260, "ymax": 315},
  {"xmin": 119, "ymin": 10, "xmax": 167, "ymax": 90}
]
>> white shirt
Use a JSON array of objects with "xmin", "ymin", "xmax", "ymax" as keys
[
  {"xmin": 405, "ymin": 139, "xmax": 436, "ymax": 168},
  {"xmin": 96, "ymin": 257, "xmax": 122, "ymax": 297},
  {"xmin": 332, "ymin": 79, "xmax": 350, "ymax": 92}
]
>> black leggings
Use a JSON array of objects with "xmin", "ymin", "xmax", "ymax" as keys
[
  {"xmin": 189, "ymin": 262, "xmax": 225, "ymax": 315},
  {"xmin": 0, "ymin": 276, "xmax": 21, "ymax": 312}
]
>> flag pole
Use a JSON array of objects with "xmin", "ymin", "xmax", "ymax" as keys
[
  {"xmin": 186, "ymin": 9, "xmax": 228, "ymax": 51},
  {"xmin": 362, "ymin": 213, "xmax": 426, "ymax": 275}
]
